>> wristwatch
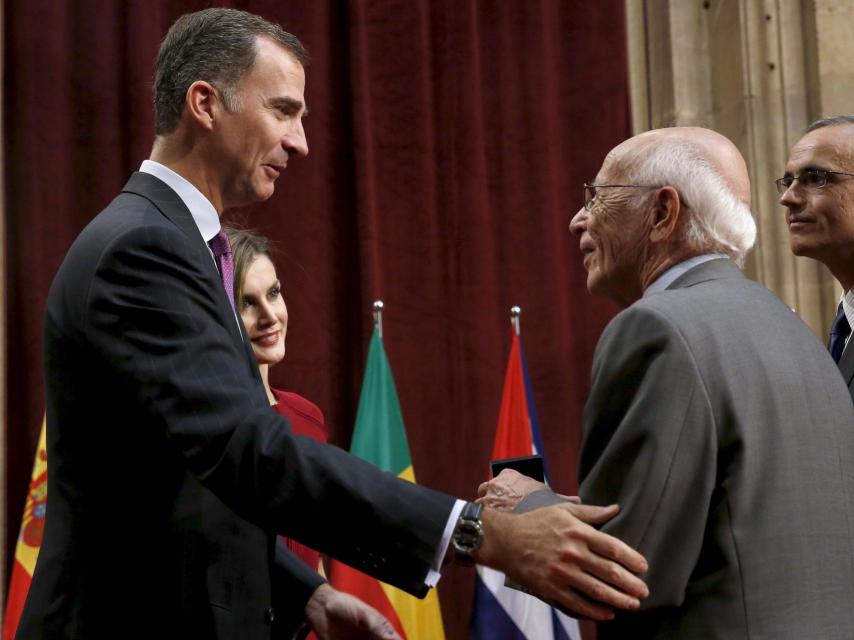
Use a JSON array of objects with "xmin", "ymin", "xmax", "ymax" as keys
[{"xmin": 452, "ymin": 502, "xmax": 484, "ymax": 565}]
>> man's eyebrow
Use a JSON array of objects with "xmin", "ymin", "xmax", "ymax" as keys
[
  {"xmin": 269, "ymin": 96, "xmax": 306, "ymax": 115},
  {"xmin": 797, "ymin": 165, "xmax": 831, "ymax": 174},
  {"xmin": 784, "ymin": 164, "xmax": 827, "ymax": 176}
]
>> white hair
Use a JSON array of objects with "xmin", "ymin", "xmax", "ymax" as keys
[{"xmin": 623, "ymin": 140, "xmax": 756, "ymax": 266}]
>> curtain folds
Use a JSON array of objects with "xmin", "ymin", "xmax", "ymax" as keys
[{"xmin": 3, "ymin": 2, "xmax": 628, "ymax": 634}]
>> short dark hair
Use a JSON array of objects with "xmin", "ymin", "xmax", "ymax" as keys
[
  {"xmin": 153, "ymin": 8, "xmax": 308, "ymax": 135},
  {"xmin": 222, "ymin": 225, "xmax": 275, "ymax": 309},
  {"xmin": 805, "ymin": 115, "xmax": 854, "ymax": 134}
]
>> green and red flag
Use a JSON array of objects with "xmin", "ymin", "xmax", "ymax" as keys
[{"xmin": 328, "ymin": 325, "xmax": 446, "ymax": 639}]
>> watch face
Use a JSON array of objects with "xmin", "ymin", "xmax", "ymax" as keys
[
  {"xmin": 453, "ymin": 505, "xmax": 484, "ymax": 565},
  {"xmin": 453, "ymin": 520, "xmax": 484, "ymax": 554}
]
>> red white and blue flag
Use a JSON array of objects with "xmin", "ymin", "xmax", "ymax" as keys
[{"xmin": 470, "ymin": 330, "xmax": 581, "ymax": 640}]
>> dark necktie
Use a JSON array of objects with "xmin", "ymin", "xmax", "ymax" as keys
[
  {"xmin": 828, "ymin": 303, "xmax": 851, "ymax": 363},
  {"xmin": 208, "ymin": 229, "xmax": 235, "ymax": 312}
]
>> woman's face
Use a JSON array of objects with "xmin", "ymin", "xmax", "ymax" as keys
[{"xmin": 239, "ymin": 254, "xmax": 288, "ymax": 366}]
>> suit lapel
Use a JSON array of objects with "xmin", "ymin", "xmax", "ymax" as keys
[
  {"xmin": 120, "ymin": 172, "xmax": 247, "ymax": 353},
  {"xmin": 838, "ymin": 339, "xmax": 854, "ymax": 388},
  {"xmin": 236, "ymin": 315, "xmax": 263, "ymax": 384}
]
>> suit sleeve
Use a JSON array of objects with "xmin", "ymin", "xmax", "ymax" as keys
[
  {"xmin": 578, "ymin": 305, "xmax": 718, "ymax": 609},
  {"xmin": 271, "ymin": 539, "xmax": 325, "ymax": 638},
  {"xmin": 83, "ymin": 222, "xmax": 454, "ymax": 596}
]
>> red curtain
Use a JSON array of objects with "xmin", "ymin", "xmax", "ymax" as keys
[{"xmin": 4, "ymin": 1, "xmax": 627, "ymax": 636}]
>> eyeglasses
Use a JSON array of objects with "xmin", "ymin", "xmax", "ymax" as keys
[
  {"xmin": 775, "ymin": 169, "xmax": 854, "ymax": 195},
  {"xmin": 583, "ymin": 183, "xmax": 659, "ymax": 210}
]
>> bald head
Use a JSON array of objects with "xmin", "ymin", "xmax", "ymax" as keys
[
  {"xmin": 610, "ymin": 127, "xmax": 756, "ymax": 264},
  {"xmin": 613, "ymin": 127, "xmax": 751, "ymax": 207},
  {"xmin": 569, "ymin": 127, "xmax": 757, "ymax": 307}
]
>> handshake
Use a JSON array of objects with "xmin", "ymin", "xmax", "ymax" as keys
[
  {"xmin": 473, "ymin": 468, "xmax": 648, "ymax": 620},
  {"xmin": 307, "ymin": 468, "xmax": 648, "ymax": 640}
]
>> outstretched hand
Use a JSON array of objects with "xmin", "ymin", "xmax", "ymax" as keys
[
  {"xmin": 474, "ymin": 503, "xmax": 649, "ymax": 621},
  {"xmin": 477, "ymin": 468, "xmax": 579, "ymax": 511},
  {"xmin": 305, "ymin": 583, "xmax": 401, "ymax": 640}
]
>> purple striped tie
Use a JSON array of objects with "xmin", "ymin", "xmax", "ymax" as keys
[{"xmin": 208, "ymin": 229, "xmax": 235, "ymax": 312}]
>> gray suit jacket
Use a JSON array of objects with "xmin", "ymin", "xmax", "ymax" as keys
[{"xmin": 577, "ymin": 259, "xmax": 854, "ymax": 639}]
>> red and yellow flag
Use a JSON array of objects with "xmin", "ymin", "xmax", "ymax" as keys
[{"xmin": 3, "ymin": 418, "xmax": 48, "ymax": 640}]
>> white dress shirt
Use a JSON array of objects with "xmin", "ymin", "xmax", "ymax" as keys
[{"xmin": 838, "ymin": 289, "xmax": 854, "ymax": 354}]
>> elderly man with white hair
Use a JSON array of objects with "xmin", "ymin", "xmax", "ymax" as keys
[{"xmin": 481, "ymin": 127, "xmax": 854, "ymax": 639}]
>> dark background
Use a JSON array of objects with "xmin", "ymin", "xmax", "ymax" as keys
[{"xmin": 4, "ymin": 1, "xmax": 628, "ymax": 637}]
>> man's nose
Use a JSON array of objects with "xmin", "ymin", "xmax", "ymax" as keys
[
  {"xmin": 778, "ymin": 182, "xmax": 802, "ymax": 210},
  {"xmin": 569, "ymin": 208, "xmax": 588, "ymax": 236},
  {"xmin": 284, "ymin": 120, "xmax": 309, "ymax": 157}
]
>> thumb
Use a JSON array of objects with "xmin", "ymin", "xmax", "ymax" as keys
[
  {"xmin": 566, "ymin": 502, "xmax": 620, "ymax": 524},
  {"xmin": 477, "ymin": 480, "xmax": 490, "ymax": 498}
]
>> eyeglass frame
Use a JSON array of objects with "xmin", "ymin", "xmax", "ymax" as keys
[
  {"xmin": 583, "ymin": 182, "xmax": 660, "ymax": 211},
  {"xmin": 775, "ymin": 169, "xmax": 854, "ymax": 196}
]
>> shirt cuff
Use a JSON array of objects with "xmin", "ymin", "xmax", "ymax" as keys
[{"xmin": 424, "ymin": 499, "xmax": 466, "ymax": 587}]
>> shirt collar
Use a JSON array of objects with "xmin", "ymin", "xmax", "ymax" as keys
[
  {"xmin": 643, "ymin": 254, "xmax": 728, "ymax": 297},
  {"xmin": 841, "ymin": 289, "xmax": 854, "ymax": 331},
  {"xmin": 139, "ymin": 160, "xmax": 220, "ymax": 242}
]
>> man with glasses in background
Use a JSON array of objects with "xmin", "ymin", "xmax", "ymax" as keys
[
  {"xmin": 479, "ymin": 126, "xmax": 854, "ymax": 639},
  {"xmin": 779, "ymin": 116, "xmax": 854, "ymax": 401}
]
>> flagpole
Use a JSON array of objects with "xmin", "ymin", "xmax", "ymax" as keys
[
  {"xmin": 373, "ymin": 300, "xmax": 384, "ymax": 339},
  {"xmin": 510, "ymin": 305, "xmax": 521, "ymax": 336}
]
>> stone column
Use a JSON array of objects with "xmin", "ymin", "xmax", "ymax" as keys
[{"xmin": 625, "ymin": 0, "xmax": 854, "ymax": 337}]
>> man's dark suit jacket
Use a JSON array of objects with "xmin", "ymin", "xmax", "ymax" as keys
[
  {"xmin": 837, "ymin": 335, "xmax": 854, "ymax": 403},
  {"xmin": 17, "ymin": 173, "xmax": 455, "ymax": 639},
  {"xmin": 524, "ymin": 259, "xmax": 854, "ymax": 639}
]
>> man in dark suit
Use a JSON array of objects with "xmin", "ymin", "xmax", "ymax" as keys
[
  {"xmin": 480, "ymin": 127, "xmax": 854, "ymax": 638},
  {"xmin": 17, "ymin": 8, "xmax": 650, "ymax": 639},
  {"xmin": 779, "ymin": 115, "xmax": 854, "ymax": 402}
]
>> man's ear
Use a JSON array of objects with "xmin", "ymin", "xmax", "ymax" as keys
[
  {"xmin": 649, "ymin": 186, "xmax": 683, "ymax": 242},
  {"xmin": 184, "ymin": 81, "xmax": 219, "ymax": 131}
]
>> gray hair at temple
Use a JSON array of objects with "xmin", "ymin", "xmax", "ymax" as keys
[
  {"xmin": 623, "ymin": 140, "xmax": 757, "ymax": 266},
  {"xmin": 805, "ymin": 115, "xmax": 854, "ymax": 133},
  {"xmin": 153, "ymin": 7, "xmax": 308, "ymax": 136}
]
